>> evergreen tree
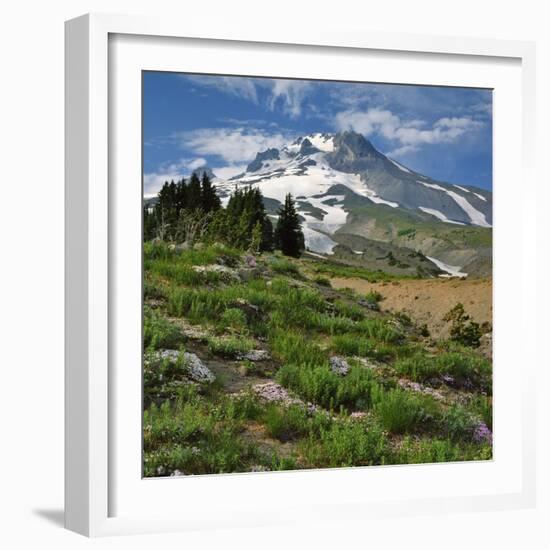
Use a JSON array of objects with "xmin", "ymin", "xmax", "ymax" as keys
[
  {"xmin": 174, "ymin": 177, "xmax": 188, "ymax": 211},
  {"xmin": 155, "ymin": 180, "xmax": 179, "ymax": 240},
  {"xmin": 143, "ymin": 205, "xmax": 156, "ymax": 241},
  {"xmin": 200, "ymin": 172, "xmax": 221, "ymax": 213},
  {"xmin": 186, "ymin": 173, "xmax": 203, "ymax": 210},
  {"xmin": 274, "ymin": 193, "xmax": 304, "ymax": 257}
]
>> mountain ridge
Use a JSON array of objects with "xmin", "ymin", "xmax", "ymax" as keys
[{"xmin": 211, "ymin": 131, "xmax": 492, "ymax": 276}]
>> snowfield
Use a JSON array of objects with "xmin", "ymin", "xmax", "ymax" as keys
[
  {"xmin": 426, "ymin": 256, "xmax": 468, "ymax": 278},
  {"xmin": 211, "ymin": 131, "xmax": 491, "ymax": 247},
  {"xmin": 388, "ymin": 158, "xmax": 412, "ymax": 173},
  {"xmin": 419, "ymin": 181, "xmax": 491, "ymax": 227},
  {"xmin": 454, "ymin": 185, "xmax": 470, "ymax": 193},
  {"xmin": 302, "ymin": 226, "xmax": 338, "ymax": 254},
  {"xmin": 473, "ymin": 192, "xmax": 487, "ymax": 202},
  {"xmin": 418, "ymin": 207, "xmax": 465, "ymax": 225}
]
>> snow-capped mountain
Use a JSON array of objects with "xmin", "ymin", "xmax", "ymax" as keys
[{"xmin": 214, "ymin": 131, "xmax": 492, "ymax": 265}]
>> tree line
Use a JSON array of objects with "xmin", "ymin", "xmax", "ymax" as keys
[{"xmin": 144, "ymin": 172, "xmax": 305, "ymax": 257}]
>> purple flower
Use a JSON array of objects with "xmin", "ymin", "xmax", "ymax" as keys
[{"xmin": 472, "ymin": 420, "xmax": 492, "ymax": 444}]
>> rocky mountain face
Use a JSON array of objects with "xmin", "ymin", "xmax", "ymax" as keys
[{"xmin": 212, "ymin": 130, "xmax": 493, "ymax": 277}]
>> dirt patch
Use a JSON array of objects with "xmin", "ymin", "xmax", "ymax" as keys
[{"xmin": 330, "ymin": 276, "xmax": 492, "ymax": 340}]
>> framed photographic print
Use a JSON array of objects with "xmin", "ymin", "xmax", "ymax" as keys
[{"xmin": 65, "ymin": 13, "xmax": 537, "ymax": 536}]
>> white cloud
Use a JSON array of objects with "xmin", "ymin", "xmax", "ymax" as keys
[
  {"xmin": 265, "ymin": 80, "xmax": 312, "ymax": 118},
  {"xmin": 186, "ymin": 157, "xmax": 207, "ymax": 170},
  {"xmin": 143, "ymin": 157, "xmax": 207, "ymax": 197},
  {"xmin": 184, "ymin": 75, "xmax": 312, "ymax": 119},
  {"xmin": 334, "ymin": 108, "xmax": 401, "ymax": 139},
  {"xmin": 174, "ymin": 127, "xmax": 294, "ymax": 163},
  {"xmin": 212, "ymin": 164, "xmax": 248, "ymax": 180},
  {"xmin": 186, "ymin": 75, "xmax": 259, "ymax": 103},
  {"xmin": 334, "ymin": 108, "xmax": 484, "ymax": 156},
  {"xmin": 387, "ymin": 144, "xmax": 419, "ymax": 157}
]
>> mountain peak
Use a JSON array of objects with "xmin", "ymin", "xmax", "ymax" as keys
[
  {"xmin": 191, "ymin": 165, "xmax": 217, "ymax": 180},
  {"xmin": 246, "ymin": 148, "xmax": 281, "ymax": 172},
  {"xmin": 334, "ymin": 130, "xmax": 378, "ymax": 157}
]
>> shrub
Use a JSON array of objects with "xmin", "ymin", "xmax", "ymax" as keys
[
  {"xmin": 441, "ymin": 404, "xmax": 484, "ymax": 442},
  {"xmin": 143, "ymin": 387, "xmax": 265, "ymax": 476},
  {"xmin": 365, "ymin": 290, "xmax": 383, "ymax": 306},
  {"xmin": 332, "ymin": 334, "xmax": 375, "ymax": 357},
  {"xmin": 143, "ymin": 307, "xmax": 183, "ymax": 350},
  {"xmin": 300, "ymin": 418, "xmax": 388, "ymax": 468},
  {"xmin": 356, "ymin": 318, "xmax": 403, "ymax": 344},
  {"xmin": 262, "ymin": 404, "xmax": 330, "ymax": 442},
  {"xmin": 443, "ymin": 303, "xmax": 482, "ymax": 347},
  {"xmin": 207, "ymin": 335, "xmax": 255, "ymax": 358},
  {"xmin": 219, "ymin": 308, "xmax": 248, "ymax": 331},
  {"xmin": 313, "ymin": 275, "xmax": 332, "ymax": 287},
  {"xmin": 313, "ymin": 314, "xmax": 357, "ymax": 335},
  {"xmin": 435, "ymin": 351, "xmax": 492, "ymax": 392},
  {"xmin": 276, "ymin": 363, "xmax": 378, "ymax": 410},
  {"xmin": 391, "ymin": 437, "xmax": 481, "ymax": 464},
  {"xmin": 271, "ymin": 258, "xmax": 301, "ymax": 276},
  {"xmin": 269, "ymin": 331, "xmax": 327, "ymax": 367},
  {"xmin": 468, "ymin": 395, "xmax": 493, "ymax": 430},
  {"xmin": 394, "ymin": 353, "xmax": 441, "ymax": 382},
  {"xmin": 373, "ymin": 388, "xmax": 438, "ymax": 434},
  {"xmin": 333, "ymin": 300, "xmax": 365, "ymax": 321}
]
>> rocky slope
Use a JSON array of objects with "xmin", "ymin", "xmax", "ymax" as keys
[{"xmin": 213, "ymin": 131, "xmax": 492, "ymax": 277}]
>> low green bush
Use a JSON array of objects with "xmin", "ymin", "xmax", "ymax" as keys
[
  {"xmin": 372, "ymin": 387, "xmax": 438, "ymax": 434},
  {"xmin": 300, "ymin": 418, "xmax": 389, "ymax": 468},
  {"xmin": 313, "ymin": 275, "xmax": 332, "ymax": 287},
  {"xmin": 332, "ymin": 334, "xmax": 375, "ymax": 357},
  {"xmin": 207, "ymin": 335, "xmax": 255, "ymax": 358},
  {"xmin": 391, "ymin": 436, "xmax": 491, "ymax": 464},
  {"xmin": 143, "ymin": 387, "xmax": 265, "ymax": 476},
  {"xmin": 276, "ymin": 364, "xmax": 378, "ymax": 411},
  {"xmin": 262, "ymin": 404, "xmax": 330, "ymax": 442},
  {"xmin": 143, "ymin": 307, "xmax": 184, "ymax": 350},
  {"xmin": 394, "ymin": 353, "xmax": 442, "ymax": 382},
  {"xmin": 271, "ymin": 258, "xmax": 301, "ymax": 276},
  {"xmin": 219, "ymin": 307, "xmax": 248, "ymax": 331},
  {"xmin": 269, "ymin": 331, "xmax": 327, "ymax": 367}
]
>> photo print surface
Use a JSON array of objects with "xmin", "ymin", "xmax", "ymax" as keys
[{"xmin": 143, "ymin": 72, "xmax": 493, "ymax": 477}]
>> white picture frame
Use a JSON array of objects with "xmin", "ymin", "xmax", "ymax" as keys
[{"xmin": 65, "ymin": 13, "xmax": 537, "ymax": 537}]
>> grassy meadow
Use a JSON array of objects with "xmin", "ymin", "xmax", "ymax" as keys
[{"xmin": 142, "ymin": 241, "xmax": 492, "ymax": 477}]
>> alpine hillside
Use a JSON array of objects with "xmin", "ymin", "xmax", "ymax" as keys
[{"xmin": 211, "ymin": 131, "xmax": 492, "ymax": 278}]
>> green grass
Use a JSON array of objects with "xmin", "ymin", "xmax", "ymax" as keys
[
  {"xmin": 393, "ymin": 350, "xmax": 492, "ymax": 392},
  {"xmin": 219, "ymin": 307, "xmax": 248, "ymax": 332},
  {"xmin": 300, "ymin": 417, "xmax": 389, "ymax": 468},
  {"xmin": 331, "ymin": 334, "xmax": 376, "ymax": 358},
  {"xmin": 312, "ymin": 275, "xmax": 332, "ymax": 287},
  {"xmin": 262, "ymin": 403, "xmax": 331, "ymax": 442},
  {"xmin": 270, "ymin": 257, "xmax": 302, "ymax": 277},
  {"xmin": 356, "ymin": 318, "xmax": 403, "ymax": 344},
  {"xmin": 143, "ymin": 238, "xmax": 493, "ymax": 475},
  {"xmin": 394, "ymin": 353, "xmax": 442, "ymax": 382},
  {"xmin": 143, "ymin": 386, "xmax": 265, "ymax": 476},
  {"xmin": 306, "ymin": 259, "xmax": 412, "ymax": 283},
  {"xmin": 372, "ymin": 387, "xmax": 439, "ymax": 434},
  {"xmin": 144, "ymin": 241, "xmax": 241, "ymax": 266},
  {"xmin": 276, "ymin": 363, "xmax": 378, "ymax": 411},
  {"xmin": 269, "ymin": 331, "xmax": 328, "ymax": 367},
  {"xmin": 207, "ymin": 335, "xmax": 256, "ymax": 358},
  {"xmin": 143, "ymin": 307, "xmax": 184, "ymax": 350},
  {"xmin": 392, "ymin": 436, "xmax": 492, "ymax": 465},
  {"xmin": 333, "ymin": 300, "xmax": 365, "ymax": 321}
]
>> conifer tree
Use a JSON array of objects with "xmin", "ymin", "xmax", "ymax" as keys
[
  {"xmin": 200, "ymin": 172, "xmax": 221, "ymax": 213},
  {"xmin": 186, "ymin": 173, "xmax": 203, "ymax": 210},
  {"xmin": 274, "ymin": 193, "xmax": 304, "ymax": 257}
]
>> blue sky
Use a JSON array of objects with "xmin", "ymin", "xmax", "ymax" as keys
[{"xmin": 143, "ymin": 72, "xmax": 492, "ymax": 197}]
